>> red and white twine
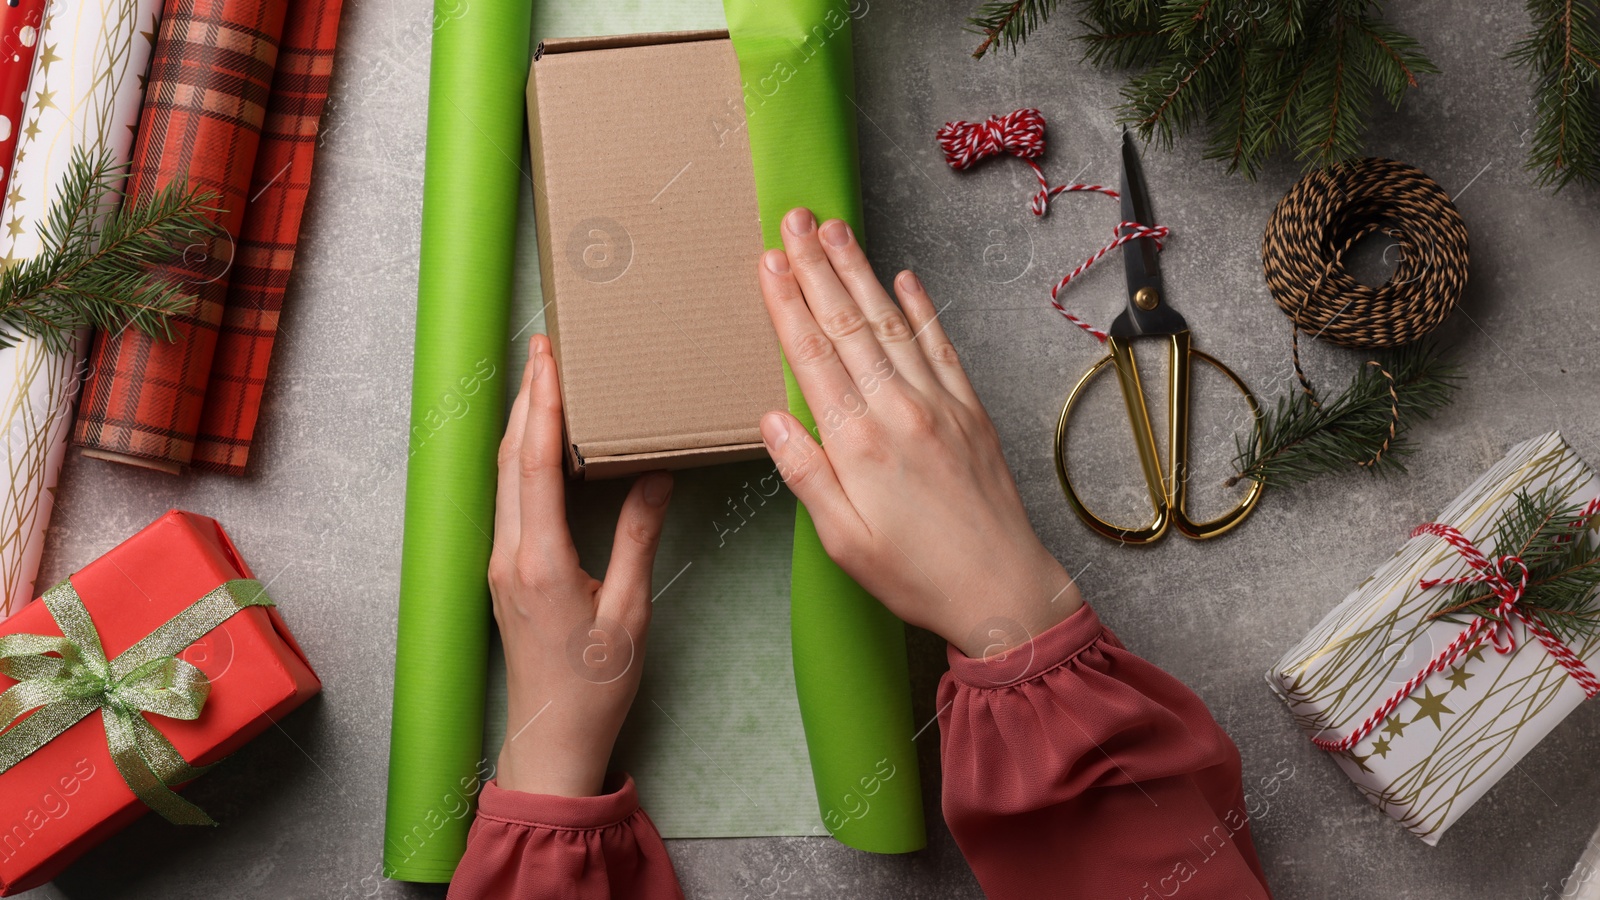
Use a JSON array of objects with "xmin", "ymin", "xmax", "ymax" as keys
[
  {"xmin": 1312, "ymin": 496, "xmax": 1600, "ymax": 754},
  {"xmin": 936, "ymin": 108, "xmax": 1167, "ymax": 343}
]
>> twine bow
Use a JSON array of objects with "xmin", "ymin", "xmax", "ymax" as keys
[
  {"xmin": 935, "ymin": 108, "xmax": 1166, "ymax": 343},
  {"xmin": 936, "ymin": 108, "xmax": 1046, "ymax": 169},
  {"xmin": 0, "ymin": 578, "xmax": 275, "ymax": 825},
  {"xmin": 1312, "ymin": 509, "xmax": 1600, "ymax": 754}
]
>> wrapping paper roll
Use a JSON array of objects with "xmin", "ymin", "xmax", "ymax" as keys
[
  {"xmin": 192, "ymin": 0, "xmax": 345, "ymax": 475},
  {"xmin": 73, "ymin": 0, "xmax": 289, "ymax": 473},
  {"xmin": 726, "ymin": 0, "xmax": 927, "ymax": 853},
  {"xmin": 0, "ymin": 0, "xmax": 164, "ymax": 620},
  {"xmin": 382, "ymin": 0, "xmax": 529, "ymax": 882},
  {"xmin": 492, "ymin": 0, "xmax": 820, "ymax": 842},
  {"xmin": 0, "ymin": 0, "xmax": 46, "ymax": 213}
]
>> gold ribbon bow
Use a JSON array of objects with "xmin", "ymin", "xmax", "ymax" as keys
[{"xmin": 0, "ymin": 578, "xmax": 274, "ymax": 825}]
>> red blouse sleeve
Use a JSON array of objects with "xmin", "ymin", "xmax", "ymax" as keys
[
  {"xmin": 448, "ymin": 775, "xmax": 684, "ymax": 900},
  {"xmin": 938, "ymin": 602, "xmax": 1273, "ymax": 900}
]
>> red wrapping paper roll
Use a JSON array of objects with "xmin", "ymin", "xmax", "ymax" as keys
[
  {"xmin": 192, "ymin": 0, "xmax": 344, "ymax": 475},
  {"xmin": 73, "ymin": 0, "xmax": 289, "ymax": 473},
  {"xmin": 0, "ymin": 0, "xmax": 46, "ymax": 214}
]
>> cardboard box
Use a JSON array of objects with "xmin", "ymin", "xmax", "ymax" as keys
[
  {"xmin": 527, "ymin": 30, "xmax": 788, "ymax": 479},
  {"xmin": 0, "ymin": 511, "xmax": 320, "ymax": 894}
]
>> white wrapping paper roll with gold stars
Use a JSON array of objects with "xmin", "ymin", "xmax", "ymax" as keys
[{"xmin": 0, "ymin": 0, "xmax": 162, "ymax": 618}]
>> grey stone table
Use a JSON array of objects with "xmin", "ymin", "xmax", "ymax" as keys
[{"xmin": 21, "ymin": 0, "xmax": 1600, "ymax": 898}]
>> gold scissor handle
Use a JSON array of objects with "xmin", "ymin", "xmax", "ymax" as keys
[{"xmin": 1054, "ymin": 332, "xmax": 1264, "ymax": 544}]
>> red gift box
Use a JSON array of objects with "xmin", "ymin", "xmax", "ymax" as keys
[{"xmin": 0, "ymin": 511, "xmax": 320, "ymax": 895}]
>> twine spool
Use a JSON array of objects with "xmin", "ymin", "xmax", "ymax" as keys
[{"xmin": 1261, "ymin": 157, "xmax": 1468, "ymax": 351}]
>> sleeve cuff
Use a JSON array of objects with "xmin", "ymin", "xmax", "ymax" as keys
[
  {"xmin": 477, "ymin": 774, "xmax": 641, "ymax": 830},
  {"xmin": 945, "ymin": 602, "xmax": 1107, "ymax": 689}
]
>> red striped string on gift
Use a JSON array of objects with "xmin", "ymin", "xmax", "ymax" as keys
[
  {"xmin": 1310, "ymin": 495, "xmax": 1600, "ymax": 754},
  {"xmin": 935, "ymin": 108, "xmax": 1168, "ymax": 344}
]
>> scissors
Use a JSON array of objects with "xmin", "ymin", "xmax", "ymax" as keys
[{"xmin": 1054, "ymin": 133, "xmax": 1264, "ymax": 545}]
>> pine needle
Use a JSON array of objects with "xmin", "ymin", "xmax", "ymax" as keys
[
  {"xmin": 1229, "ymin": 343, "xmax": 1459, "ymax": 489},
  {"xmin": 1508, "ymin": 0, "xmax": 1600, "ymax": 190},
  {"xmin": 0, "ymin": 145, "xmax": 221, "ymax": 353},
  {"xmin": 1429, "ymin": 488, "xmax": 1600, "ymax": 645}
]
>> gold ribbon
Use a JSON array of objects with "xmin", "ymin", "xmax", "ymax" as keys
[{"xmin": 0, "ymin": 578, "xmax": 274, "ymax": 825}]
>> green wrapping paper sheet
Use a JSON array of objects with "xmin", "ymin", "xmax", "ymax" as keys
[
  {"xmin": 383, "ymin": 0, "xmax": 531, "ymax": 883},
  {"xmin": 487, "ymin": 0, "xmax": 822, "ymax": 841},
  {"xmin": 481, "ymin": 0, "xmax": 922, "ymax": 847},
  {"xmin": 724, "ymin": 0, "xmax": 926, "ymax": 853}
]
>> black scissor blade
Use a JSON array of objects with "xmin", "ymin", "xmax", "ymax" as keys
[
  {"xmin": 1109, "ymin": 130, "xmax": 1185, "ymax": 338},
  {"xmin": 1120, "ymin": 130, "xmax": 1161, "ymax": 294}
]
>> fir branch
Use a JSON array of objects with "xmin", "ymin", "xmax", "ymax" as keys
[
  {"xmin": 1080, "ymin": 23, "xmax": 1168, "ymax": 68},
  {"xmin": 1228, "ymin": 343, "xmax": 1459, "ymax": 489},
  {"xmin": 1247, "ymin": 45, "xmax": 1321, "ymax": 172},
  {"xmin": 1078, "ymin": 0, "xmax": 1167, "ymax": 69},
  {"xmin": 970, "ymin": 0, "xmax": 1437, "ymax": 175},
  {"xmin": 969, "ymin": 0, "xmax": 1064, "ymax": 59},
  {"xmin": 1509, "ymin": 0, "xmax": 1600, "ymax": 189},
  {"xmin": 1355, "ymin": 19, "xmax": 1427, "ymax": 98},
  {"xmin": 1299, "ymin": 6, "xmax": 1358, "ymax": 165},
  {"xmin": 1428, "ymin": 488, "xmax": 1600, "ymax": 645},
  {"xmin": 0, "ymin": 145, "xmax": 220, "ymax": 353},
  {"xmin": 1260, "ymin": 0, "xmax": 1313, "ymax": 45},
  {"xmin": 1126, "ymin": 20, "xmax": 1242, "ymax": 149}
]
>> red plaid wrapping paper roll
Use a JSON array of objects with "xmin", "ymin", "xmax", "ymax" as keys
[
  {"xmin": 192, "ymin": 0, "xmax": 343, "ymax": 474},
  {"xmin": 73, "ymin": 0, "xmax": 290, "ymax": 473}
]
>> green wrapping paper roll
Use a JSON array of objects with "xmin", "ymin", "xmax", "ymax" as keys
[
  {"xmin": 382, "ymin": 0, "xmax": 531, "ymax": 883},
  {"xmin": 725, "ymin": 0, "xmax": 926, "ymax": 853}
]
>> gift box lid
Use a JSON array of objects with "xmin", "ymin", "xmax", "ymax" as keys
[{"xmin": 0, "ymin": 510, "xmax": 320, "ymax": 894}]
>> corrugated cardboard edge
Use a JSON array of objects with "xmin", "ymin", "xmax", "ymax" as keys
[
  {"xmin": 581, "ymin": 442, "xmax": 769, "ymax": 480},
  {"xmin": 526, "ymin": 30, "xmax": 774, "ymax": 481},
  {"xmin": 534, "ymin": 29, "xmax": 728, "ymax": 59},
  {"xmin": 525, "ymin": 46, "xmax": 562, "ymax": 473},
  {"xmin": 579, "ymin": 425, "xmax": 771, "ymax": 460}
]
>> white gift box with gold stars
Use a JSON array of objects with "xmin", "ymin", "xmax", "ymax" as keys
[{"xmin": 1269, "ymin": 432, "xmax": 1600, "ymax": 845}]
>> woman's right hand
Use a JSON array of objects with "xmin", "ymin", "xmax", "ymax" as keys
[{"xmin": 756, "ymin": 207, "xmax": 1082, "ymax": 658}]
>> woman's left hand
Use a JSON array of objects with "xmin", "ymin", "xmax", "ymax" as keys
[{"xmin": 489, "ymin": 333, "xmax": 674, "ymax": 797}]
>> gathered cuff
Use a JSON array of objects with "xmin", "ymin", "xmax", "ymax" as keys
[
  {"xmin": 933, "ymin": 600, "xmax": 1273, "ymax": 899},
  {"xmin": 476, "ymin": 774, "xmax": 641, "ymax": 831},
  {"xmin": 945, "ymin": 602, "xmax": 1107, "ymax": 689}
]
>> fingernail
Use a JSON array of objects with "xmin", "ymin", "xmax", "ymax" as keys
[
  {"xmin": 643, "ymin": 471, "xmax": 673, "ymax": 507},
  {"xmin": 764, "ymin": 249, "xmax": 790, "ymax": 274},
  {"xmin": 820, "ymin": 219, "xmax": 851, "ymax": 248},
  {"xmin": 531, "ymin": 342, "xmax": 545, "ymax": 381},
  {"xmin": 900, "ymin": 270, "xmax": 923, "ymax": 294},
  {"xmin": 784, "ymin": 207, "xmax": 814, "ymax": 235},
  {"xmin": 761, "ymin": 413, "xmax": 790, "ymax": 450}
]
